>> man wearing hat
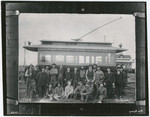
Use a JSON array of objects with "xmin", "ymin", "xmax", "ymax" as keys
[
  {"xmin": 94, "ymin": 83, "xmax": 107, "ymax": 103},
  {"xmin": 86, "ymin": 65, "xmax": 94, "ymax": 83},
  {"xmin": 37, "ymin": 67, "xmax": 49, "ymax": 99},
  {"xmin": 57, "ymin": 65, "xmax": 65, "ymax": 86},
  {"xmin": 53, "ymin": 83, "xmax": 64, "ymax": 101},
  {"xmin": 114, "ymin": 65, "xmax": 124, "ymax": 99},
  {"xmin": 81, "ymin": 82, "xmax": 93, "ymax": 102},
  {"xmin": 94, "ymin": 66, "xmax": 104, "ymax": 89},
  {"xmin": 104, "ymin": 68, "xmax": 115, "ymax": 99},
  {"xmin": 80, "ymin": 66, "xmax": 86, "ymax": 84},
  {"xmin": 65, "ymin": 67, "xmax": 72, "ymax": 86},
  {"xmin": 50, "ymin": 63, "xmax": 58, "ymax": 87},
  {"xmin": 86, "ymin": 65, "xmax": 95, "ymax": 91},
  {"xmin": 72, "ymin": 67, "xmax": 80, "ymax": 89},
  {"xmin": 33, "ymin": 65, "xmax": 40, "ymax": 82},
  {"xmin": 32, "ymin": 65, "xmax": 40, "ymax": 96},
  {"xmin": 25, "ymin": 64, "xmax": 34, "ymax": 100},
  {"xmin": 93, "ymin": 64, "xmax": 97, "ymax": 73},
  {"xmin": 45, "ymin": 66, "xmax": 50, "ymax": 82},
  {"xmin": 32, "ymin": 65, "xmax": 40, "ymax": 81},
  {"xmin": 120, "ymin": 66, "xmax": 127, "ymax": 95},
  {"xmin": 45, "ymin": 66, "xmax": 50, "ymax": 75},
  {"xmin": 73, "ymin": 81, "xmax": 85, "ymax": 100}
]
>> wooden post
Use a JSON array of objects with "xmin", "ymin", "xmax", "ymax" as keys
[
  {"xmin": 134, "ymin": 12, "xmax": 147, "ymax": 114},
  {"xmin": 6, "ymin": 10, "xmax": 20, "ymax": 114}
]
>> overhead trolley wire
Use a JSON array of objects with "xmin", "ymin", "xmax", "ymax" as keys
[{"xmin": 78, "ymin": 16, "xmax": 122, "ymax": 40}]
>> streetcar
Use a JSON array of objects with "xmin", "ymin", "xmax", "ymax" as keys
[
  {"xmin": 23, "ymin": 17, "xmax": 127, "ymax": 71},
  {"xmin": 23, "ymin": 40, "xmax": 127, "ymax": 71}
]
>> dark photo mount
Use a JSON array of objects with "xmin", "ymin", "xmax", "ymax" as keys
[{"xmin": 1, "ymin": 1, "xmax": 148, "ymax": 116}]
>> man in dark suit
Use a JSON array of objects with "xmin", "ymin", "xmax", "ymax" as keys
[{"xmin": 37, "ymin": 67, "xmax": 49, "ymax": 99}]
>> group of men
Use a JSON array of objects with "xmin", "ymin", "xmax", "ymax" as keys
[{"xmin": 21, "ymin": 63, "xmax": 127, "ymax": 103}]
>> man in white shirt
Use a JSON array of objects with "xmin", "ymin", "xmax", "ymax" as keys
[{"xmin": 64, "ymin": 81, "xmax": 74, "ymax": 99}]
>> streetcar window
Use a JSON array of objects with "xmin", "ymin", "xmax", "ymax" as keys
[
  {"xmin": 40, "ymin": 55, "xmax": 51, "ymax": 63},
  {"xmin": 96, "ymin": 56, "xmax": 102, "ymax": 64},
  {"xmin": 55, "ymin": 55, "xmax": 64, "ymax": 62},
  {"xmin": 79, "ymin": 56, "xmax": 84, "ymax": 63},
  {"xmin": 66, "ymin": 55, "xmax": 75, "ymax": 63},
  {"xmin": 86, "ymin": 56, "xmax": 90, "ymax": 63},
  {"xmin": 105, "ymin": 56, "xmax": 108, "ymax": 63},
  {"xmin": 75, "ymin": 56, "xmax": 78, "ymax": 63},
  {"xmin": 91, "ymin": 56, "xmax": 95, "ymax": 63},
  {"xmin": 108, "ymin": 53, "xmax": 111, "ymax": 62},
  {"xmin": 104, "ymin": 53, "xmax": 115, "ymax": 64}
]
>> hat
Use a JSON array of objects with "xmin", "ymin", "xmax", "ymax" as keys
[
  {"xmin": 52, "ymin": 63, "xmax": 56, "ymax": 66},
  {"xmin": 93, "ymin": 64, "xmax": 97, "ymax": 66},
  {"xmin": 116, "ymin": 65, "xmax": 121, "ymax": 69},
  {"xmin": 29, "ymin": 64, "xmax": 34, "ymax": 67},
  {"xmin": 120, "ymin": 65, "xmax": 123, "ymax": 68}
]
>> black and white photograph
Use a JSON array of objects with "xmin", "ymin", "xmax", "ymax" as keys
[
  {"xmin": 1, "ymin": 1, "xmax": 149, "ymax": 116},
  {"xmin": 19, "ymin": 14, "xmax": 135, "ymax": 103}
]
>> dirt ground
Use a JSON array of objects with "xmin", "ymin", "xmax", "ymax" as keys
[{"xmin": 19, "ymin": 73, "xmax": 135, "ymax": 103}]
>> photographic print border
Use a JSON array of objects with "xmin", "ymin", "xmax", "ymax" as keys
[{"xmin": 1, "ymin": 1, "xmax": 148, "ymax": 116}]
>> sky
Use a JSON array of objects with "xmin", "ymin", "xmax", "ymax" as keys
[{"xmin": 19, "ymin": 13, "xmax": 135, "ymax": 68}]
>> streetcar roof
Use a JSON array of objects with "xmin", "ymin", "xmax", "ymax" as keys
[
  {"xmin": 40, "ymin": 40, "xmax": 113, "ymax": 45},
  {"xmin": 23, "ymin": 43, "xmax": 127, "ymax": 53}
]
